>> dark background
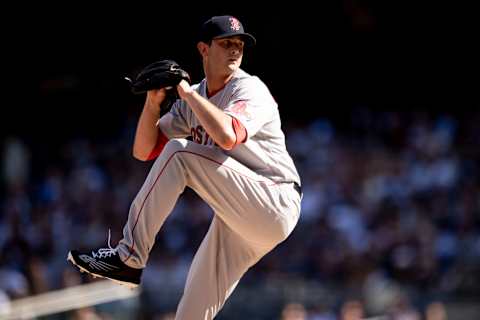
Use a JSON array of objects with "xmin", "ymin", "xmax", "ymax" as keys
[
  {"xmin": 1, "ymin": 3, "xmax": 479, "ymax": 319},
  {"xmin": 2, "ymin": 1, "xmax": 477, "ymax": 142}
]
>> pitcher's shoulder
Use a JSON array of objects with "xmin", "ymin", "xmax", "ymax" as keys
[{"xmin": 233, "ymin": 70, "xmax": 271, "ymax": 92}]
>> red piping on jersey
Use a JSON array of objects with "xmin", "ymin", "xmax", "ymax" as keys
[
  {"xmin": 231, "ymin": 116, "xmax": 247, "ymax": 145},
  {"xmin": 123, "ymin": 149, "xmax": 278, "ymax": 263},
  {"xmin": 146, "ymin": 129, "xmax": 169, "ymax": 161}
]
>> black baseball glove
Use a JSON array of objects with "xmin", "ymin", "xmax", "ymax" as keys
[
  {"xmin": 128, "ymin": 59, "xmax": 191, "ymax": 94},
  {"xmin": 125, "ymin": 59, "xmax": 191, "ymax": 113}
]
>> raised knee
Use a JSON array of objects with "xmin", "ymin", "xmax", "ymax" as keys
[{"xmin": 163, "ymin": 138, "xmax": 189, "ymax": 155}]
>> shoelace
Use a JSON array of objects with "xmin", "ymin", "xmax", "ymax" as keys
[{"xmin": 92, "ymin": 229, "xmax": 117, "ymax": 259}]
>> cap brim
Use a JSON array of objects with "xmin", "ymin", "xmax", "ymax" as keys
[{"xmin": 213, "ymin": 32, "xmax": 256, "ymax": 47}]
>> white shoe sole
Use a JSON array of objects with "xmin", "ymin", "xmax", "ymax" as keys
[{"xmin": 67, "ymin": 251, "xmax": 139, "ymax": 290}]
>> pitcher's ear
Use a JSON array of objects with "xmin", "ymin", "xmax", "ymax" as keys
[{"xmin": 197, "ymin": 41, "xmax": 209, "ymax": 57}]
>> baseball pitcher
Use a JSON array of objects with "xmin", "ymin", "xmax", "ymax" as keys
[{"xmin": 68, "ymin": 15, "xmax": 302, "ymax": 319}]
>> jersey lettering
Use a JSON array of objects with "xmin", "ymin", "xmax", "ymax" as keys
[{"xmin": 190, "ymin": 125, "xmax": 212, "ymax": 145}]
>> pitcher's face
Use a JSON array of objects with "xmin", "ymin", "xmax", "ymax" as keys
[{"xmin": 207, "ymin": 36, "xmax": 244, "ymax": 76}]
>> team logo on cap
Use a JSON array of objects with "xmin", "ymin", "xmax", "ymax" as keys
[{"xmin": 229, "ymin": 17, "xmax": 241, "ymax": 31}]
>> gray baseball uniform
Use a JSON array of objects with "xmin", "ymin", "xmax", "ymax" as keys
[{"xmin": 117, "ymin": 68, "xmax": 301, "ymax": 319}]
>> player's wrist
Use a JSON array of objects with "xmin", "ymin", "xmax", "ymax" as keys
[
  {"xmin": 180, "ymin": 89, "xmax": 198, "ymax": 106},
  {"xmin": 145, "ymin": 90, "xmax": 167, "ymax": 111},
  {"xmin": 145, "ymin": 99, "xmax": 162, "ymax": 116}
]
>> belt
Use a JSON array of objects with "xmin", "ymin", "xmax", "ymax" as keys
[{"xmin": 293, "ymin": 182, "xmax": 302, "ymax": 196}]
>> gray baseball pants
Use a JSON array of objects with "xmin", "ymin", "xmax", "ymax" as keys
[{"xmin": 117, "ymin": 138, "xmax": 301, "ymax": 319}]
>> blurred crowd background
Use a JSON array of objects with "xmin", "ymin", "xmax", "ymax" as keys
[
  {"xmin": 2, "ymin": 110, "xmax": 479, "ymax": 319},
  {"xmin": 1, "ymin": 1, "xmax": 478, "ymax": 319}
]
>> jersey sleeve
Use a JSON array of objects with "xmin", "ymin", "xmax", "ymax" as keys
[
  {"xmin": 157, "ymin": 100, "xmax": 191, "ymax": 139},
  {"xmin": 224, "ymin": 77, "xmax": 276, "ymax": 140}
]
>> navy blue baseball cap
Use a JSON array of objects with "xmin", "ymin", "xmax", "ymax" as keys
[{"xmin": 199, "ymin": 15, "xmax": 256, "ymax": 47}]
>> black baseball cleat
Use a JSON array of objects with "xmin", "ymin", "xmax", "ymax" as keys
[{"xmin": 67, "ymin": 232, "xmax": 142, "ymax": 289}]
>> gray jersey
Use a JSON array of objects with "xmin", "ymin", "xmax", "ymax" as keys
[{"xmin": 160, "ymin": 68, "xmax": 301, "ymax": 185}]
